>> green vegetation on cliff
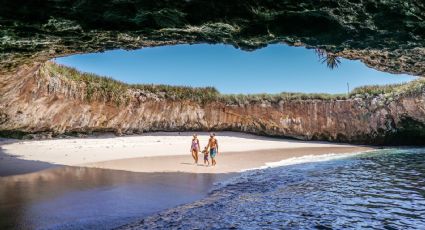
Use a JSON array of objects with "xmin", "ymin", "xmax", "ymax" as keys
[
  {"xmin": 350, "ymin": 79, "xmax": 425, "ymax": 97},
  {"xmin": 45, "ymin": 62, "xmax": 220, "ymax": 105},
  {"xmin": 45, "ymin": 61, "xmax": 424, "ymax": 106},
  {"xmin": 46, "ymin": 62, "xmax": 130, "ymax": 105},
  {"xmin": 220, "ymin": 92, "xmax": 347, "ymax": 104}
]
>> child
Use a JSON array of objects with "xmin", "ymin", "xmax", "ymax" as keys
[{"xmin": 202, "ymin": 146, "xmax": 210, "ymax": 166}]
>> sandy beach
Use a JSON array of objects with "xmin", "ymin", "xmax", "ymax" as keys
[
  {"xmin": 1, "ymin": 132, "xmax": 372, "ymax": 174},
  {"xmin": 84, "ymin": 147, "xmax": 371, "ymax": 174}
]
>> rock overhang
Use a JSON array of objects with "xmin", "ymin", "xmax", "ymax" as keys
[{"xmin": 1, "ymin": 0, "xmax": 424, "ymax": 76}]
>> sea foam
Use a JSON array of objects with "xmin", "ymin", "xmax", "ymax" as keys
[{"xmin": 242, "ymin": 150, "xmax": 376, "ymax": 172}]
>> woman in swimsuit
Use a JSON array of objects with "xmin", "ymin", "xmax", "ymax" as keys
[{"xmin": 190, "ymin": 134, "xmax": 200, "ymax": 164}]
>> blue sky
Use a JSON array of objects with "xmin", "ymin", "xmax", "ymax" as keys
[{"xmin": 54, "ymin": 44, "xmax": 416, "ymax": 94}]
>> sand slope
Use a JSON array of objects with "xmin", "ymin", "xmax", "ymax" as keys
[
  {"xmin": 85, "ymin": 147, "xmax": 371, "ymax": 174},
  {"xmin": 0, "ymin": 132, "xmax": 372, "ymax": 173}
]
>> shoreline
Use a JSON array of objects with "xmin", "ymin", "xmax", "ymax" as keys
[
  {"xmin": 84, "ymin": 146, "xmax": 372, "ymax": 174},
  {"xmin": 1, "ymin": 132, "xmax": 373, "ymax": 175}
]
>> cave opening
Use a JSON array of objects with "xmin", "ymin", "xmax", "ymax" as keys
[
  {"xmin": 53, "ymin": 44, "xmax": 417, "ymax": 95},
  {"xmin": 1, "ymin": 2, "xmax": 425, "ymax": 229},
  {"xmin": 1, "ymin": 43, "xmax": 424, "ymax": 145}
]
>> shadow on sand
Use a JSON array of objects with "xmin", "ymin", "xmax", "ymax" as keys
[{"xmin": 0, "ymin": 140, "xmax": 58, "ymax": 177}]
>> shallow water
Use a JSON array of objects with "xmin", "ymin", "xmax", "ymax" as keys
[
  {"xmin": 124, "ymin": 148, "xmax": 425, "ymax": 229},
  {"xmin": 0, "ymin": 167, "xmax": 231, "ymax": 230}
]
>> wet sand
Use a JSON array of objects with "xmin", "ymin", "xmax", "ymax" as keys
[
  {"xmin": 0, "ymin": 139, "xmax": 59, "ymax": 176},
  {"xmin": 0, "ymin": 166, "xmax": 234, "ymax": 229},
  {"xmin": 85, "ymin": 146, "xmax": 372, "ymax": 173}
]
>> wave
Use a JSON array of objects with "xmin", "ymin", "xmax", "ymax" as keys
[
  {"xmin": 211, "ymin": 149, "xmax": 375, "ymax": 195},
  {"xmin": 242, "ymin": 149, "xmax": 376, "ymax": 172},
  {"xmin": 127, "ymin": 148, "xmax": 425, "ymax": 229}
]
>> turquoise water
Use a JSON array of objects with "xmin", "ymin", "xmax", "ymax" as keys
[{"xmin": 124, "ymin": 149, "xmax": 425, "ymax": 229}]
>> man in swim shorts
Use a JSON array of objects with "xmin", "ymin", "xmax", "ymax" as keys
[{"xmin": 207, "ymin": 133, "xmax": 219, "ymax": 166}]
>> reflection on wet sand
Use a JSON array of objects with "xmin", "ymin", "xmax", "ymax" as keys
[
  {"xmin": 0, "ymin": 143, "xmax": 57, "ymax": 176},
  {"xmin": 0, "ymin": 166, "xmax": 233, "ymax": 229}
]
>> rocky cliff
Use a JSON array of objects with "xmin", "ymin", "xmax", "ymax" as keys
[
  {"xmin": 1, "ymin": 1, "xmax": 425, "ymax": 145},
  {"xmin": 1, "ymin": 62, "xmax": 424, "ymax": 145}
]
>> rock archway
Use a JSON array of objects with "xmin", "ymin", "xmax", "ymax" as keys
[
  {"xmin": 1, "ymin": 0, "xmax": 424, "ymax": 75},
  {"xmin": 1, "ymin": 1, "xmax": 424, "ymax": 144}
]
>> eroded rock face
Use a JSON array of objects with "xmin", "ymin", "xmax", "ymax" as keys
[
  {"xmin": 1, "ymin": 63, "xmax": 424, "ymax": 145},
  {"xmin": 1, "ymin": 1, "xmax": 425, "ymax": 144},
  {"xmin": 1, "ymin": 0, "xmax": 425, "ymax": 76}
]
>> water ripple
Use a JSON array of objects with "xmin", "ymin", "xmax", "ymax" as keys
[{"xmin": 121, "ymin": 149, "xmax": 425, "ymax": 230}]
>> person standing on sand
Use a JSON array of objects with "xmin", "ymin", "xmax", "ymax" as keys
[
  {"xmin": 207, "ymin": 133, "xmax": 219, "ymax": 166},
  {"xmin": 190, "ymin": 134, "xmax": 200, "ymax": 164},
  {"xmin": 202, "ymin": 146, "xmax": 210, "ymax": 166}
]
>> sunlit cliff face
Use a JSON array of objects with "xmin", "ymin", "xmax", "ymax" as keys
[{"xmin": 0, "ymin": 61, "xmax": 424, "ymax": 145}]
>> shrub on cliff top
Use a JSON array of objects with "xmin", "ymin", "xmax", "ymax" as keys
[
  {"xmin": 46, "ymin": 61, "xmax": 130, "ymax": 105},
  {"xmin": 45, "ymin": 61, "xmax": 423, "ymax": 105},
  {"xmin": 45, "ymin": 61, "xmax": 220, "ymax": 104},
  {"xmin": 350, "ymin": 78, "xmax": 425, "ymax": 98},
  {"xmin": 132, "ymin": 84, "xmax": 219, "ymax": 102},
  {"xmin": 219, "ymin": 92, "xmax": 347, "ymax": 105}
]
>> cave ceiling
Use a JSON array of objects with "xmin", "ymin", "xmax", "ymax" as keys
[{"xmin": 1, "ymin": 0, "xmax": 424, "ymax": 76}]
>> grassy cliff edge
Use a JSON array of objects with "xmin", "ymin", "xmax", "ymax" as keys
[{"xmin": 45, "ymin": 61, "xmax": 425, "ymax": 105}]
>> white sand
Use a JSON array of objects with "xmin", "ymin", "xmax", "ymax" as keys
[
  {"xmin": 0, "ymin": 132, "xmax": 369, "ymax": 170},
  {"xmin": 85, "ymin": 147, "xmax": 372, "ymax": 174}
]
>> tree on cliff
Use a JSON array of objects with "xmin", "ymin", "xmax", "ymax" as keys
[{"xmin": 315, "ymin": 49, "xmax": 341, "ymax": 70}]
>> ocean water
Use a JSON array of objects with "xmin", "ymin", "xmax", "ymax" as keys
[{"xmin": 123, "ymin": 148, "xmax": 425, "ymax": 229}]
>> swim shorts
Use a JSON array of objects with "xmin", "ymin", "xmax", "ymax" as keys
[{"xmin": 210, "ymin": 148, "xmax": 217, "ymax": 158}]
